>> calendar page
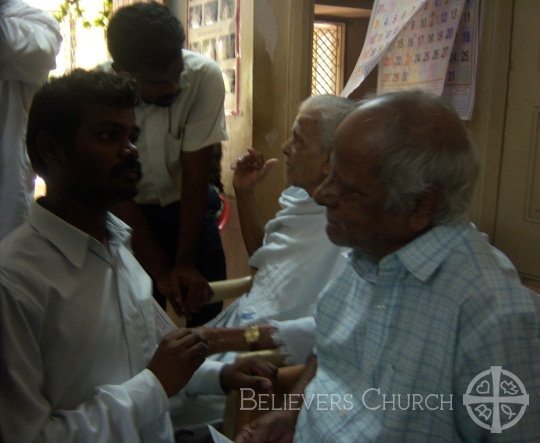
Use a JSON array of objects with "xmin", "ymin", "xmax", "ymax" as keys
[
  {"xmin": 341, "ymin": 0, "xmax": 427, "ymax": 98},
  {"xmin": 342, "ymin": 0, "xmax": 479, "ymax": 120},
  {"xmin": 377, "ymin": 0, "xmax": 465, "ymax": 95},
  {"xmin": 441, "ymin": 0, "xmax": 479, "ymax": 119}
]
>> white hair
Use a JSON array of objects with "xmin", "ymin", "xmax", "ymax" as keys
[
  {"xmin": 299, "ymin": 95, "xmax": 358, "ymax": 154},
  {"xmin": 368, "ymin": 90, "xmax": 479, "ymax": 224}
]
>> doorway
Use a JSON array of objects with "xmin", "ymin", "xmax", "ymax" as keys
[{"xmin": 493, "ymin": 0, "xmax": 540, "ymax": 287}]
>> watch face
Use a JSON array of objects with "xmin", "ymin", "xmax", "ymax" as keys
[{"xmin": 245, "ymin": 326, "xmax": 259, "ymax": 342}]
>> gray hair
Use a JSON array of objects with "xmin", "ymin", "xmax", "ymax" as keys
[
  {"xmin": 368, "ymin": 90, "xmax": 479, "ymax": 225},
  {"xmin": 299, "ymin": 94, "xmax": 358, "ymax": 154}
]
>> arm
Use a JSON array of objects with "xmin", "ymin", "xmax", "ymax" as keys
[
  {"xmin": 168, "ymin": 146, "xmax": 214, "ymax": 315},
  {"xmin": 182, "ymin": 355, "xmax": 276, "ymax": 397},
  {"xmin": 110, "ymin": 200, "xmax": 181, "ymax": 311},
  {"xmin": 235, "ymin": 354, "xmax": 318, "ymax": 443},
  {"xmin": 220, "ymin": 355, "xmax": 276, "ymax": 394},
  {"xmin": 232, "ymin": 148, "xmax": 279, "ymax": 256},
  {"xmin": 0, "ymin": 2, "xmax": 62, "ymax": 83},
  {"xmin": 194, "ymin": 324, "xmax": 279, "ymax": 355},
  {"xmin": 0, "ymin": 289, "xmax": 206, "ymax": 442},
  {"xmin": 195, "ymin": 318, "xmax": 316, "ymax": 365},
  {"xmin": 169, "ymin": 54, "xmax": 229, "ymax": 315},
  {"xmin": 111, "ymin": 149, "xmax": 216, "ymax": 316}
]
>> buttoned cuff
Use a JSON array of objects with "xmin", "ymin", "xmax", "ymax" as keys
[{"xmin": 121, "ymin": 368, "xmax": 170, "ymax": 428}]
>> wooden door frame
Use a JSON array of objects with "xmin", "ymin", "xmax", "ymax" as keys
[{"xmin": 465, "ymin": 1, "xmax": 513, "ymax": 239}]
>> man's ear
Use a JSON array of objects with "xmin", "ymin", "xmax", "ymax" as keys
[
  {"xmin": 36, "ymin": 132, "xmax": 64, "ymax": 168},
  {"xmin": 322, "ymin": 150, "xmax": 332, "ymax": 177},
  {"xmin": 409, "ymin": 185, "xmax": 444, "ymax": 232}
]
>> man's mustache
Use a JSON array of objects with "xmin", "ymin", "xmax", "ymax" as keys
[{"xmin": 112, "ymin": 159, "xmax": 142, "ymax": 179}]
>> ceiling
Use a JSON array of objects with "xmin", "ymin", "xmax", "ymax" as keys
[
  {"xmin": 314, "ymin": 0, "xmax": 372, "ymax": 18},
  {"xmin": 314, "ymin": 5, "xmax": 371, "ymax": 18}
]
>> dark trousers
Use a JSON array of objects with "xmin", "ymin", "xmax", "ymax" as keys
[{"xmin": 140, "ymin": 186, "xmax": 226, "ymax": 326}]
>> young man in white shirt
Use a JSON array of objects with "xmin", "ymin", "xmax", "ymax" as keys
[
  {"xmin": 0, "ymin": 69, "xmax": 275, "ymax": 443},
  {"xmin": 101, "ymin": 2, "xmax": 228, "ymax": 326}
]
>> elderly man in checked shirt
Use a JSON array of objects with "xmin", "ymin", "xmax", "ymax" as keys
[{"xmin": 235, "ymin": 90, "xmax": 540, "ymax": 443}]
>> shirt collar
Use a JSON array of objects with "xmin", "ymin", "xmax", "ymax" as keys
[
  {"xmin": 349, "ymin": 220, "xmax": 470, "ymax": 283},
  {"xmin": 29, "ymin": 201, "xmax": 132, "ymax": 268},
  {"xmin": 395, "ymin": 221, "xmax": 469, "ymax": 282}
]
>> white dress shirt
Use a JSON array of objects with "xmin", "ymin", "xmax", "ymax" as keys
[
  {"xmin": 0, "ymin": 202, "xmax": 174, "ymax": 442},
  {"xmin": 238, "ymin": 186, "xmax": 345, "ymax": 324}
]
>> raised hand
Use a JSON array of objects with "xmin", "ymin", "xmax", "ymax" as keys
[{"xmin": 231, "ymin": 148, "xmax": 279, "ymax": 193}]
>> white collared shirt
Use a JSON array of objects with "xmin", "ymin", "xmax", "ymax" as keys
[
  {"xmin": 295, "ymin": 222, "xmax": 540, "ymax": 442},
  {"xmin": 0, "ymin": 202, "xmax": 173, "ymax": 442}
]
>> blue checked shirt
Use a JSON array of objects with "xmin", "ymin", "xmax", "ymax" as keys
[{"xmin": 294, "ymin": 222, "xmax": 540, "ymax": 442}]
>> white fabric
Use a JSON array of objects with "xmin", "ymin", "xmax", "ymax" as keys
[
  {"xmin": 200, "ymin": 186, "xmax": 346, "ymax": 364},
  {"xmin": 239, "ymin": 186, "xmax": 346, "ymax": 324},
  {"xmin": 197, "ymin": 300, "xmax": 317, "ymax": 367},
  {"xmin": 202, "ymin": 186, "xmax": 346, "ymax": 364},
  {"xmin": 268, "ymin": 317, "xmax": 316, "ymax": 365},
  {"xmin": 184, "ymin": 360, "xmax": 224, "ymax": 396},
  {"xmin": 98, "ymin": 50, "xmax": 228, "ymax": 206},
  {"xmin": 0, "ymin": 0, "xmax": 61, "ymax": 240},
  {"xmin": 170, "ymin": 187, "xmax": 346, "ymax": 438},
  {"xmin": 0, "ymin": 202, "xmax": 173, "ymax": 443}
]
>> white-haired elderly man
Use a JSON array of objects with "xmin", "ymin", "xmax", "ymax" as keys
[
  {"xmin": 237, "ymin": 90, "xmax": 540, "ymax": 443},
  {"xmin": 171, "ymin": 94, "xmax": 358, "ymax": 440}
]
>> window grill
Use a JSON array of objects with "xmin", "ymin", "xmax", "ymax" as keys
[{"xmin": 312, "ymin": 21, "xmax": 345, "ymax": 96}]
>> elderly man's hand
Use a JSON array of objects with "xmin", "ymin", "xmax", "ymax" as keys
[
  {"xmin": 191, "ymin": 326, "xmax": 222, "ymax": 355},
  {"xmin": 220, "ymin": 355, "xmax": 277, "ymax": 393},
  {"xmin": 231, "ymin": 148, "xmax": 279, "ymax": 193},
  {"xmin": 234, "ymin": 410, "xmax": 297, "ymax": 443}
]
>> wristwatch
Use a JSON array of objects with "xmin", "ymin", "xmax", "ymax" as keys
[{"xmin": 244, "ymin": 324, "xmax": 260, "ymax": 351}]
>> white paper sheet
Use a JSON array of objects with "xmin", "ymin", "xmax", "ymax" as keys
[
  {"xmin": 341, "ymin": 0, "xmax": 480, "ymax": 120},
  {"xmin": 152, "ymin": 297, "xmax": 178, "ymax": 343},
  {"xmin": 208, "ymin": 424, "xmax": 235, "ymax": 443},
  {"xmin": 341, "ymin": 0, "xmax": 427, "ymax": 97},
  {"xmin": 377, "ymin": 0, "xmax": 466, "ymax": 96}
]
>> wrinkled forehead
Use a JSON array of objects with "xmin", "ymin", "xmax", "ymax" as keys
[{"xmin": 331, "ymin": 106, "xmax": 389, "ymax": 172}]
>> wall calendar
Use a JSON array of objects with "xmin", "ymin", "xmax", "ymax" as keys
[{"xmin": 342, "ymin": 0, "xmax": 479, "ymax": 120}]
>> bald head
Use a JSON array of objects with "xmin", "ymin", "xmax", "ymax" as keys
[
  {"xmin": 313, "ymin": 90, "xmax": 478, "ymax": 259},
  {"xmin": 339, "ymin": 90, "xmax": 478, "ymax": 224}
]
